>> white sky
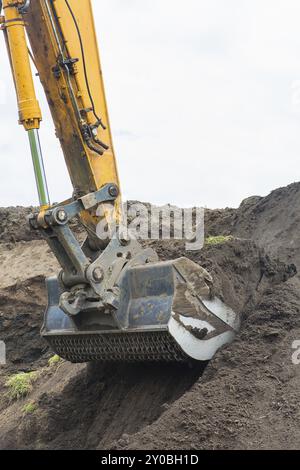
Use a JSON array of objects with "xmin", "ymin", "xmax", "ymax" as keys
[{"xmin": 0, "ymin": 0, "xmax": 299, "ymax": 208}]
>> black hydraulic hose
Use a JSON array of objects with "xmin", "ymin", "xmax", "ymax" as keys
[
  {"xmin": 94, "ymin": 137, "xmax": 109, "ymax": 151},
  {"xmin": 64, "ymin": 0, "xmax": 106, "ymax": 130},
  {"xmin": 86, "ymin": 139, "xmax": 105, "ymax": 156},
  {"xmin": 46, "ymin": 0, "xmax": 107, "ymax": 156}
]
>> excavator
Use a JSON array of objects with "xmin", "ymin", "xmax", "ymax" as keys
[{"xmin": 0, "ymin": 0, "xmax": 240, "ymax": 363}]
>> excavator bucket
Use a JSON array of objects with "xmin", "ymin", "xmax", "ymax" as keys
[{"xmin": 42, "ymin": 257, "xmax": 240, "ymax": 363}]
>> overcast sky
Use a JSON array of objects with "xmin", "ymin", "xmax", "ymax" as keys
[{"xmin": 0, "ymin": 0, "xmax": 299, "ymax": 208}]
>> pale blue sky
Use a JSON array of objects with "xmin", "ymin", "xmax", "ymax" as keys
[{"xmin": 0, "ymin": 0, "xmax": 299, "ymax": 208}]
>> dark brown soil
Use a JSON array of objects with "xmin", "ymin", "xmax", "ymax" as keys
[
  {"xmin": 0, "ymin": 277, "xmax": 49, "ymax": 373},
  {"xmin": 0, "ymin": 207, "xmax": 39, "ymax": 244},
  {"xmin": 205, "ymin": 182, "xmax": 300, "ymax": 268},
  {"xmin": 0, "ymin": 182, "xmax": 299, "ymax": 450}
]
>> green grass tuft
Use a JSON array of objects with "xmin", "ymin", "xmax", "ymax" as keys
[
  {"xmin": 5, "ymin": 372, "xmax": 38, "ymax": 401},
  {"xmin": 48, "ymin": 355, "xmax": 61, "ymax": 367},
  {"xmin": 22, "ymin": 401, "xmax": 38, "ymax": 415},
  {"xmin": 205, "ymin": 235, "xmax": 233, "ymax": 246}
]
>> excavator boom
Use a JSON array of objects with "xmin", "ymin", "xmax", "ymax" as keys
[
  {"xmin": 1, "ymin": 0, "xmax": 239, "ymax": 363},
  {"xmin": 25, "ymin": 0, "xmax": 120, "ymax": 199}
]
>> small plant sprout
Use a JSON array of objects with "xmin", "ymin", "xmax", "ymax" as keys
[
  {"xmin": 205, "ymin": 235, "xmax": 233, "ymax": 246},
  {"xmin": 48, "ymin": 355, "xmax": 62, "ymax": 367},
  {"xmin": 5, "ymin": 371, "xmax": 38, "ymax": 401},
  {"xmin": 22, "ymin": 401, "xmax": 38, "ymax": 415}
]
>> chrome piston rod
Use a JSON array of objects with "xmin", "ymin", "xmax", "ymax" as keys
[{"xmin": 28, "ymin": 128, "xmax": 50, "ymax": 207}]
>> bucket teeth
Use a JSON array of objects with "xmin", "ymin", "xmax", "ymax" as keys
[{"xmin": 45, "ymin": 331, "xmax": 189, "ymax": 363}]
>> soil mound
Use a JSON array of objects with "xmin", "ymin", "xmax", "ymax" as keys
[{"xmin": 0, "ymin": 183, "xmax": 299, "ymax": 450}]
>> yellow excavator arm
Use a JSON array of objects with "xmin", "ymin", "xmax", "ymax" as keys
[
  {"xmin": 25, "ymin": 0, "xmax": 120, "ymax": 193},
  {"xmin": 1, "ymin": 0, "xmax": 119, "ymax": 230},
  {"xmin": 1, "ymin": 0, "xmax": 239, "ymax": 364}
]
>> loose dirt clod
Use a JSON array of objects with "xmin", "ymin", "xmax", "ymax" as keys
[{"xmin": 0, "ymin": 182, "xmax": 299, "ymax": 450}]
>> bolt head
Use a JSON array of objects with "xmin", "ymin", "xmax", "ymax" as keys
[
  {"xmin": 108, "ymin": 185, "xmax": 119, "ymax": 198},
  {"xmin": 92, "ymin": 267, "xmax": 104, "ymax": 283},
  {"xmin": 56, "ymin": 209, "xmax": 68, "ymax": 223}
]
